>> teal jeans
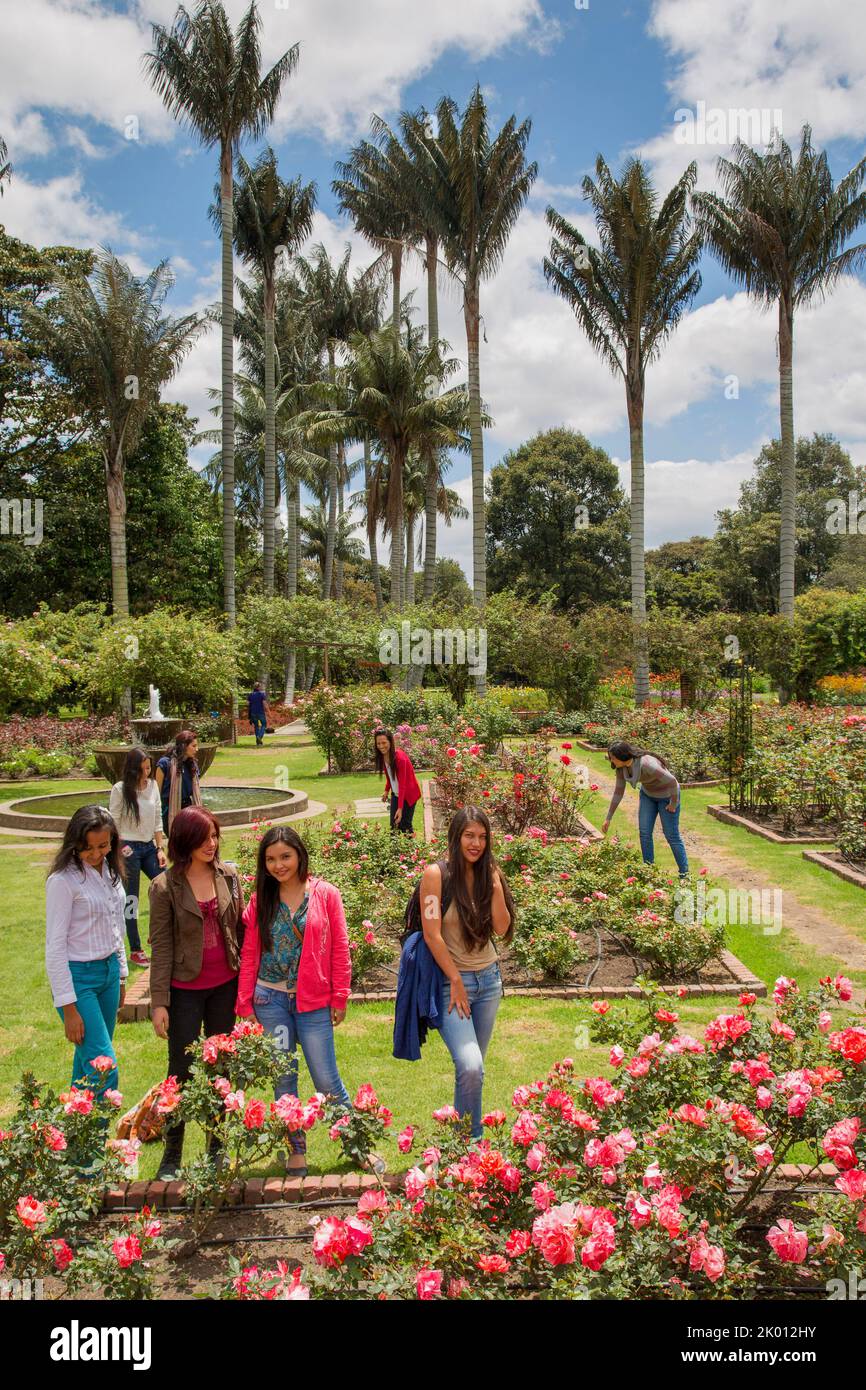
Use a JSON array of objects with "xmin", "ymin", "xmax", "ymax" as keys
[{"xmin": 57, "ymin": 955, "xmax": 121, "ymax": 1095}]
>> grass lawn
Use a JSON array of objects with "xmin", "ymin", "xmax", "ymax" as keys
[{"xmin": 0, "ymin": 733, "xmax": 859, "ymax": 1176}]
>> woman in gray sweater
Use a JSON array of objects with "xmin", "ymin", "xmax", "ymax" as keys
[{"xmin": 601, "ymin": 741, "xmax": 688, "ymax": 874}]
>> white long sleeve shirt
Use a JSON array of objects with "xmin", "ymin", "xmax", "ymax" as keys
[
  {"xmin": 45, "ymin": 860, "xmax": 129, "ymax": 1007},
  {"xmin": 108, "ymin": 778, "xmax": 162, "ymax": 844}
]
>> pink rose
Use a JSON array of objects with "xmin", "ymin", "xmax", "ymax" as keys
[
  {"xmin": 112, "ymin": 1235, "xmax": 142, "ymax": 1269},
  {"xmin": 397, "ymin": 1125, "xmax": 415, "ymax": 1154},
  {"xmin": 16, "ymin": 1196, "xmax": 47, "ymax": 1229},
  {"xmin": 416, "ymin": 1267, "xmax": 443, "ymax": 1300},
  {"xmin": 243, "ymin": 1099, "xmax": 266, "ymax": 1129},
  {"xmin": 766, "ymin": 1219, "xmax": 808, "ymax": 1264}
]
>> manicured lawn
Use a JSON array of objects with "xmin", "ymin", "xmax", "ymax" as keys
[{"xmin": 1, "ymin": 733, "xmax": 859, "ymax": 1177}]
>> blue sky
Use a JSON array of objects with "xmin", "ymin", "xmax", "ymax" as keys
[{"xmin": 2, "ymin": 0, "xmax": 865, "ymax": 571}]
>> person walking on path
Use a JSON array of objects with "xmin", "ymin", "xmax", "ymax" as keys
[
  {"xmin": 602, "ymin": 740, "xmax": 689, "ymax": 875},
  {"xmin": 45, "ymin": 805, "xmax": 128, "ymax": 1100},
  {"xmin": 109, "ymin": 747, "xmax": 166, "ymax": 967},
  {"xmin": 417, "ymin": 806, "xmax": 514, "ymax": 1141},
  {"xmin": 374, "ymin": 728, "xmax": 421, "ymax": 834},
  {"xmin": 148, "ymin": 806, "xmax": 244, "ymax": 1180},
  {"xmin": 247, "ymin": 682, "xmax": 270, "ymax": 747},
  {"xmin": 236, "ymin": 826, "xmax": 353, "ymax": 1178},
  {"xmin": 154, "ymin": 730, "xmax": 202, "ymax": 835}
]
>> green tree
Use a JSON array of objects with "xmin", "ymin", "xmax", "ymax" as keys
[
  {"xmin": 486, "ymin": 427, "xmax": 629, "ymax": 611},
  {"xmin": 144, "ymin": 0, "xmax": 299, "ymax": 634},
  {"xmin": 646, "ymin": 538, "xmax": 723, "ymax": 617},
  {"xmin": 693, "ymin": 127, "xmax": 866, "ymax": 619},
  {"xmin": 545, "ymin": 157, "xmax": 702, "ymax": 704},
  {"xmin": 28, "ymin": 253, "xmax": 204, "ymax": 620}
]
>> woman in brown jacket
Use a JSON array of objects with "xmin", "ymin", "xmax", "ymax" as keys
[{"xmin": 148, "ymin": 805, "xmax": 244, "ymax": 1179}]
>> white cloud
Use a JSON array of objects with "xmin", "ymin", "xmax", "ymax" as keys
[
  {"xmin": 65, "ymin": 126, "xmax": 112, "ymax": 160},
  {"xmin": 0, "ymin": 170, "xmax": 147, "ymax": 260}
]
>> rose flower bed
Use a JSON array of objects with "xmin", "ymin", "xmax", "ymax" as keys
[
  {"xmin": 239, "ymin": 813, "xmax": 730, "ymax": 991},
  {"xmin": 269, "ymin": 975, "xmax": 866, "ymax": 1301}
]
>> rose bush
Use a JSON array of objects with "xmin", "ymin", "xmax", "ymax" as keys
[{"xmin": 291, "ymin": 975, "xmax": 864, "ymax": 1300}]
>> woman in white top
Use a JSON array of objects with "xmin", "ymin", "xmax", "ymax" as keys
[
  {"xmin": 45, "ymin": 805, "xmax": 128, "ymax": 1097},
  {"xmin": 109, "ymin": 748, "xmax": 166, "ymax": 967}
]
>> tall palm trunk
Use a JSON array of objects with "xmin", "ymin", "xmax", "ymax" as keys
[
  {"xmin": 778, "ymin": 293, "xmax": 796, "ymax": 619},
  {"xmin": 335, "ymin": 444, "xmax": 345, "ymax": 598},
  {"xmin": 262, "ymin": 277, "xmax": 277, "ymax": 597},
  {"xmin": 423, "ymin": 233, "xmax": 440, "ymax": 601},
  {"xmin": 322, "ymin": 344, "xmax": 338, "ymax": 599},
  {"xmin": 627, "ymin": 383, "xmax": 650, "ymax": 706},
  {"xmin": 219, "ymin": 148, "xmax": 237, "ymax": 717},
  {"xmin": 391, "ymin": 245, "xmax": 402, "ymax": 329},
  {"xmin": 364, "ymin": 436, "xmax": 383, "ymax": 612},
  {"xmin": 464, "ymin": 283, "xmax": 487, "ymax": 694},
  {"xmin": 390, "ymin": 516, "xmax": 404, "ymax": 612},
  {"xmin": 105, "ymin": 438, "xmax": 131, "ymax": 717},
  {"xmin": 405, "ymin": 515, "xmax": 415, "ymax": 606}
]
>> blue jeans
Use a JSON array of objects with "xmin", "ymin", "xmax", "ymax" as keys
[
  {"xmin": 122, "ymin": 839, "xmax": 162, "ymax": 952},
  {"xmin": 57, "ymin": 955, "xmax": 121, "ymax": 1096},
  {"xmin": 437, "ymin": 961, "xmax": 503, "ymax": 1141},
  {"xmin": 252, "ymin": 986, "xmax": 351, "ymax": 1154},
  {"xmin": 390, "ymin": 794, "xmax": 417, "ymax": 834},
  {"xmin": 251, "ymin": 716, "xmax": 266, "ymax": 744},
  {"xmin": 638, "ymin": 789, "xmax": 689, "ymax": 874}
]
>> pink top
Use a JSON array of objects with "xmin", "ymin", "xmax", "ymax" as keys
[
  {"xmin": 236, "ymin": 877, "xmax": 351, "ymax": 1017},
  {"xmin": 171, "ymin": 897, "xmax": 237, "ymax": 991}
]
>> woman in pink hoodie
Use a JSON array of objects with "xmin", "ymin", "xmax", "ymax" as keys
[
  {"xmin": 236, "ymin": 826, "xmax": 351, "ymax": 1176},
  {"xmin": 374, "ymin": 728, "xmax": 421, "ymax": 834}
]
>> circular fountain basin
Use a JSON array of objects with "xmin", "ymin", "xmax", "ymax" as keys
[
  {"xmin": 0, "ymin": 784, "xmax": 308, "ymax": 833},
  {"xmin": 91, "ymin": 743, "xmax": 219, "ymax": 782}
]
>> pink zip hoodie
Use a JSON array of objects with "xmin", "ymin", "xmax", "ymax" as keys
[{"xmin": 236, "ymin": 876, "xmax": 352, "ymax": 1016}]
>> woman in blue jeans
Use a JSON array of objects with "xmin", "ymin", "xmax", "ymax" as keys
[
  {"xmin": 109, "ymin": 748, "xmax": 166, "ymax": 966},
  {"xmin": 236, "ymin": 827, "xmax": 354, "ymax": 1177},
  {"xmin": 419, "ymin": 806, "xmax": 515, "ymax": 1141},
  {"xmin": 45, "ymin": 805, "xmax": 128, "ymax": 1098},
  {"xmin": 602, "ymin": 740, "xmax": 689, "ymax": 875}
]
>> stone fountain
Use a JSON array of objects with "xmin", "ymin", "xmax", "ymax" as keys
[{"xmin": 91, "ymin": 685, "xmax": 219, "ymax": 783}]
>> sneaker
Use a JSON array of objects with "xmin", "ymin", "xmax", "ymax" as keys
[
  {"xmin": 362, "ymin": 1152, "xmax": 386, "ymax": 1176},
  {"xmin": 130, "ymin": 950, "xmax": 149, "ymax": 967},
  {"xmin": 281, "ymin": 1151, "xmax": 308, "ymax": 1179},
  {"xmin": 156, "ymin": 1158, "xmax": 182, "ymax": 1181}
]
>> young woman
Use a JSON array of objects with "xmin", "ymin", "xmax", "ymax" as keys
[
  {"xmin": 247, "ymin": 682, "xmax": 270, "ymax": 747},
  {"xmin": 236, "ymin": 827, "xmax": 352, "ymax": 1178},
  {"xmin": 148, "ymin": 806, "xmax": 244, "ymax": 1179},
  {"xmin": 418, "ymin": 806, "xmax": 514, "ymax": 1141},
  {"xmin": 45, "ymin": 805, "xmax": 128, "ymax": 1098},
  {"xmin": 154, "ymin": 730, "xmax": 201, "ymax": 835},
  {"xmin": 374, "ymin": 728, "xmax": 421, "ymax": 834},
  {"xmin": 602, "ymin": 740, "xmax": 689, "ymax": 875},
  {"xmin": 109, "ymin": 747, "xmax": 166, "ymax": 967}
]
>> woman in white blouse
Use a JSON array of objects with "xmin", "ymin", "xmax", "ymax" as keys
[
  {"xmin": 45, "ymin": 805, "xmax": 128, "ymax": 1097},
  {"xmin": 109, "ymin": 748, "xmax": 166, "ymax": 967}
]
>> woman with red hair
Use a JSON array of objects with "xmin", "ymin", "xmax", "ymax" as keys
[{"xmin": 148, "ymin": 806, "xmax": 245, "ymax": 1179}]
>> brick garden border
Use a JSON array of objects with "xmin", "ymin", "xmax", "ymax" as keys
[
  {"xmin": 99, "ymin": 1161, "xmax": 836, "ymax": 1211},
  {"xmin": 802, "ymin": 849, "xmax": 866, "ymax": 891},
  {"xmin": 708, "ymin": 804, "xmax": 837, "ymax": 845}
]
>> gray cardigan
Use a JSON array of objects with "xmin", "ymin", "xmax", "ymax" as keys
[{"xmin": 606, "ymin": 754, "xmax": 680, "ymax": 819}]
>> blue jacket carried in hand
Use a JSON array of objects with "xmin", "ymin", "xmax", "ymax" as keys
[{"xmin": 392, "ymin": 929, "xmax": 444, "ymax": 1062}]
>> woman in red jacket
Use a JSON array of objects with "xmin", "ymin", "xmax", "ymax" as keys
[
  {"xmin": 374, "ymin": 728, "xmax": 421, "ymax": 834},
  {"xmin": 236, "ymin": 826, "xmax": 351, "ymax": 1176}
]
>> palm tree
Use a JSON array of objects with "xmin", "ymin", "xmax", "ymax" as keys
[
  {"xmin": 293, "ymin": 245, "xmax": 358, "ymax": 599},
  {"xmin": 693, "ymin": 127, "xmax": 866, "ymax": 619},
  {"xmin": 143, "ymin": 0, "xmax": 299, "ymax": 635},
  {"xmin": 29, "ymin": 252, "xmax": 203, "ymax": 618},
  {"xmin": 302, "ymin": 326, "xmax": 469, "ymax": 613},
  {"xmin": 228, "ymin": 149, "xmax": 315, "ymax": 598},
  {"xmin": 299, "ymin": 500, "xmax": 364, "ymax": 590},
  {"xmin": 431, "ymin": 86, "xmax": 537, "ymax": 634},
  {"xmin": 0, "ymin": 133, "xmax": 11, "ymax": 195},
  {"xmin": 333, "ymin": 131, "xmax": 415, "ymax": 330},
  {"xmin": 545, "ymin": 157, "xmax": 701, "ymax": 704}
]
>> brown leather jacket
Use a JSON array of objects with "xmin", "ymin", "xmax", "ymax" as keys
[{"xmin": 148, "ymin": 862, "xmax": 245, "ymax": 1009}]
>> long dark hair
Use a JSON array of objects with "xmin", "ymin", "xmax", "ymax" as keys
[
  {"xmin": 373, "ymin": 727, "xmax": 396, "ymax": 775},
  {"xmin": 49, "ymin": 805, "xmax": 125, "ymax": 886},
  {"xmin": 254, "ymin": 827, "xmax": 310, "ymax": 953},
  {"xmin": 120, "ymin": 747, "xmax": 150, "ymax": 824},
  {"xmin": 608, "ymin": 740, "xmax": 669, "ymax": 770},
  {"xmin": 444, "ymin": 806, "xmax": 514, "ymax": 950},
  {"xmin": 170, "ymin": 729, "xmax": 198, "ymax": 768}
]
